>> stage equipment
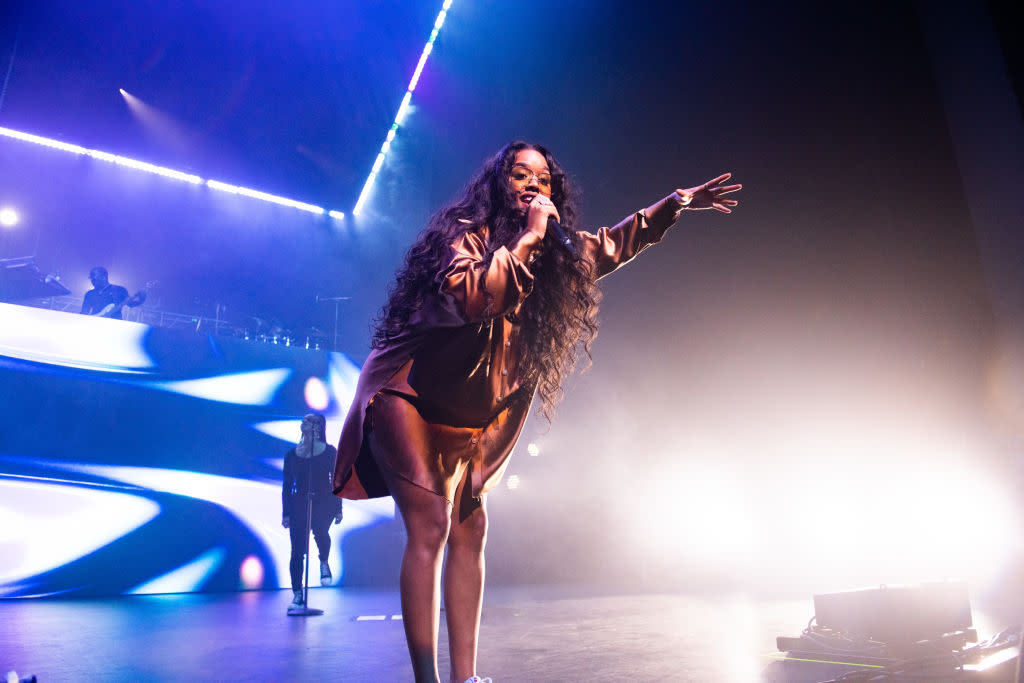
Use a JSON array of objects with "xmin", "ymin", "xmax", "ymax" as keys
[
  {"xmin": 316, "ymin": 294, "xmax": 350, "ymax": 350},
  {"xmin": 0, "ymin": 256, "xmax": 71, "ymax": 301},
  {"xmin": 770, "ymin": 581, "xmax": 1022, "ymax": 681},
  {"xmin": 813, "ymin": 581, "xmax": 972, "ymax": 644}
]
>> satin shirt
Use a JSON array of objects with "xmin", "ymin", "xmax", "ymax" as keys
[{"xmin": 333, "ymin": 193, "xmax": 686, "ymax": 503}]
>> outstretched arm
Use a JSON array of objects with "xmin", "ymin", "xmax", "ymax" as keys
[{"xmin": 582, "ymin": 172, "xmax": 742, "ymax": 279}]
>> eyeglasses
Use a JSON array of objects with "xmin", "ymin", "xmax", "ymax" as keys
[{"xmin": 508, "ymin": 165, "xmax": 553, "ymax": 195}]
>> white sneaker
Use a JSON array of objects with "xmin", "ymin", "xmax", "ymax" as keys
[
  {"xmin": 463, "ymin": 677, "xmax": 492, "ymax": 683},
  {"xmin": 287, "ymin": 589, "xmax": 305, "ymax": 615},
  {"xmin": 320, "ymin": 561, "xmax": 332, "ymax": 586}
]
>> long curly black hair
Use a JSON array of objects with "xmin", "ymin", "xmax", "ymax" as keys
[{"xmin": 372, "ymin": 141, "xmax": 601, "ymax": 422}]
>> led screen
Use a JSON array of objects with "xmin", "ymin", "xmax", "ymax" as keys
[{"xmin": 0, "ymin": 302, "xmax": 394, "ymax": 598}]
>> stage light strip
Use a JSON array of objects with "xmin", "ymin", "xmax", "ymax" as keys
[
  {"xmin": 352, "ymin": 0, "xmax": 453, "ymax": 215},
  {"xmin": 0, "ymin": 125, "xmax": 346, "ymax": 220},
  {"xmin": 0, "ymin": 125, "xmax": 201, "ymax": 183},
  {"xmin": 205, "ymin": 180, "xmax": 324, "ymax": 215}
]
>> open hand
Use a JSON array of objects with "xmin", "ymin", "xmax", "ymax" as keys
[{"xmin": 676, "ymin": 173, "xmax": 742, "ymax": 213}]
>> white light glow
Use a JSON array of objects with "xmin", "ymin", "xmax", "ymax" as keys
[
  {"xmin": 251, "ymin": 417, "xmax": 343, "ymax": 448},
  {"xmin": 505, "ymin": 474, "xmax": 520, "ymax": 490},
  {"xmin": 628, "ymin": 432, "xmax": 1024, "ymax": 590},
  {"xmin": 253, "ymin": 419, "xmax": 301, "ymax": 443},
  {"xmin": 65, "ymin": 464, "xmax": 395, "ymax": 589},
  {"xmin": 0, "ymin": 479, "xmax": 160, "ymax": 588},
  {"xmin": 527, "ymin": 443, "xmax": 540, "ymax": 457},
  {"xmin": 0, "ymin": 207, "xmax": 18, "ymax": 227},
  {"xmin": 304, "ymin": 375, "xmax": 330, "ymax": 411},
  {"xmin": 0, "ymin": 302, "xmax": 154, "ymax": 373},
  {"xmin": 642, "ymin": 461, "xmax": 754, "ymax": 563},
  {"xmin": 147, "ymin": 367, "xmax": 291, "ymax": 405},
  {"xmin": 327, "ymin": 351, "xmax": 361, "ymax": 418},
  {"xmin": 239, "ymin": 555, "xmax": 265, "ymax": 589},
  {"xmin": 128, "ymin": 547, "xmax": 225, "ymax": 595}
]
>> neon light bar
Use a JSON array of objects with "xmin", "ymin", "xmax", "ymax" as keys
[
  {"xmin": 353, "ymin": 0, "xmax": 453, "ymax": 215},
  {"xmin": 0, "ymin": 125, "xmax": 201, "ymax": 183},
  {"xmin": 206, "ymin": 179, "xmax": 324, "ymax": 214},
  {"xmin": 0, "ymin": 125, "xmax": 345, "ymax": 218}
]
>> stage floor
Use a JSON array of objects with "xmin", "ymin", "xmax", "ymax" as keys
[{"xmin": 1, "ymin": 585, "xmax": 1017, "ymax": 681}]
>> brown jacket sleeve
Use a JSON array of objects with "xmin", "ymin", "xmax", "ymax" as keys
[
  {"xmin": 438, "ymin": 228, "xmax": 543, "ymax": 322},
  {"xmin": 440, "ymin": 192, "xmax": 683, "ymax": 319},
  {"xmin": 580, "ymin": 192, "xmax": 686, "ymax": 280}
]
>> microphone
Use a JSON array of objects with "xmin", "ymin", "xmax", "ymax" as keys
[{"xmin": 547, "ymin": 215, "xmax": 578, "ymax": 259}]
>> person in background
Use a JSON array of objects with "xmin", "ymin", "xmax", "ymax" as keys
[
  {"xmin": 80, "ymin": 267, "xmax": 129, "ymax": 318},
  {"xmin": 282, "ymin": 413, "xmax": 342, "ymax": 612}
]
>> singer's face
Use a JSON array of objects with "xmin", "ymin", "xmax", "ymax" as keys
[
  {"xmin": 508, "ymin": 149, "xmax": 551, "ymax": 213},
  {"xmin": 300, "ymin": 415, "xmax": 320, "ymax": 439}
]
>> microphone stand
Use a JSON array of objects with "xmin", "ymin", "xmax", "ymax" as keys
[
  {"xmin": 316, "ymin": 295, "xmax": 351, "ymax": 351},
  {"xmin": 288, "ymin": 442, "xmax": 324, "ymax": 617}
]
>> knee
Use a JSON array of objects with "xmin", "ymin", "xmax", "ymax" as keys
[
  {"xmin": 405, "ymin": 507, "xmax": 451, "ymax": 555},
  {"xmin": 449, "ymin": 509, "xmax": 488, "ymax": 554}
]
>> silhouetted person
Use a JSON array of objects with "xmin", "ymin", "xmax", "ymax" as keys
[
  {"xmin": 80, "ymin": 267, "xmax": 130, "ymax": 319},
  {"xmin": 282, "ymin": 413, "xmax": 342, "ymax": 612}
]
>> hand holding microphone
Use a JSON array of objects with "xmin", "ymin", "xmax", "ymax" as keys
[
  {"xmin": 528, "ymin": 195, "xmax": 578, "ymax": 259},
  {"xmin": 545, "ymin": 215, "xmax": 578, "ymax": 259}
]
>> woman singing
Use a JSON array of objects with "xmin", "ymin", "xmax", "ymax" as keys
[{"xmin": 333, "ymin": 141, "xmax": 740, "ymax": 682}]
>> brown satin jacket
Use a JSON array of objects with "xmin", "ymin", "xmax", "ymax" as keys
[{"xmin": 333, "ymin": 192, "xmax": 686, "ymax": 502}]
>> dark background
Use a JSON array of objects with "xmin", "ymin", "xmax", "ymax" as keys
[{"xmin": 1, "ymin": 1, "xmax": 1022, "ymax": 597}]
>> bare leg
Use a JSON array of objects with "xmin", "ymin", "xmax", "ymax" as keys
[
  {"xmin": 374, "ymin": 449, "xmax": 452, "ymax": 683},
  {"xmin": 445, "ymin": 480, "xmax": 488, "ymax": 683}
]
